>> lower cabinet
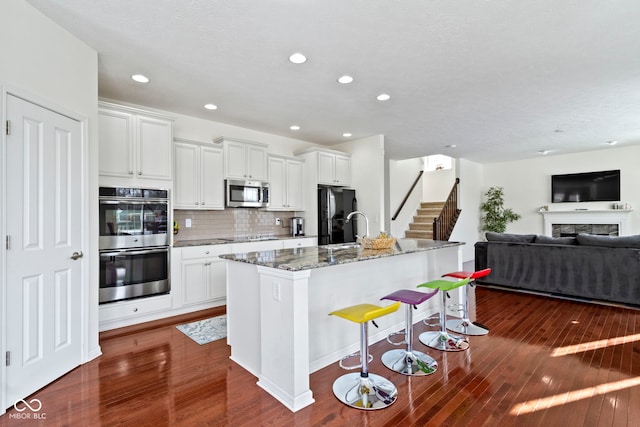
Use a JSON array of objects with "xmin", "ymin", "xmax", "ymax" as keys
[{"xmin": 179, "ymin": 244, "xmax": 233, "ymax": 306}]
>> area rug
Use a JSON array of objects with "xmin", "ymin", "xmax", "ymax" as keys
[{"xmin": 176, "ymin": 315, "xmax": 227, "ymax": 345}]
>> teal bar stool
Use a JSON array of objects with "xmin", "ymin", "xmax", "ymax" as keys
[
  {"xmin": 329, "ymin": 301, "xmax": 401, "ymax": 410},
  {"xmin": 443, "ymin": 268, "xmax": 492, "ymax": 336},
  {"xmin": 417, "ymin": 277, "xmax": 470, "ymax": 352}
]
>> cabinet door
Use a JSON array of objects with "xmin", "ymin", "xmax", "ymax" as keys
[
  {"xmin": 268, "ymin": 157, "xmax": 286, "ymax": 210},
  {"xmin": 224, "ymin": 140, "xmax": 248, "ymax": 179},
  {"xmin": 207, "ymin": 259, "xmax": 227, "ymax": 300},
  {"xmin": 137, "ymin": 115, "xmax": 173, "ymax": 180},
  {"xmin": 334, "ymin": 154, "xmax": 351, "ymax": 186},
  {"xmin": 201, "ymin": 146, "xmax": 224, "ymax": 209},
  {"xmin": 182, "ymin": 260, "xmax": 208, "ymax": 305},
  {"xmin": 286, "ymin": 159, "xmax": 303, "ymax": 210},
  {"xmin": 317, "ymin": 152, "xmax": 336, "ymax": 185},
  {"xmin": 98, "ymin": 109, "xmax": 134, "ymax": 177},
  {"xmin": 247, "ymin": 145, "xmax": 267, "ymax": 180},
  {"xmin": 174, "ymin": 142, "xmax": 200, "ymax": 208}
]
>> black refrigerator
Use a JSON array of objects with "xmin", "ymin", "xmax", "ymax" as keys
[{"xmin": 318, "ymin": 186, "xmax": 357, "ymax": 245}]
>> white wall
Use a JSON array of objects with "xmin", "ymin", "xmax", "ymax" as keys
[
  {"xmin": 482, "ymin": 145, "xmax": 640, "ymax": 236},
  {"xmin": 388, "ymin": 157, "xmax": 423, "ymax": 237},
  {"xmin": 450, "ymin": 158, "xmax": 483, "ymax": 262},
  {"xmin": 334, "ymin": 135, "xmax": 386, "ymax": 237},
  {"xmin": 423, "ymin": 165, "xmax": 457, "ymax": 202},
  {"xmin": 0, "ymin": 0, "xmax": 99, "ymax": 412}
]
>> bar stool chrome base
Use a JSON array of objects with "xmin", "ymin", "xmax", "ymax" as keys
[
  {"xmin": 381, "ymin": 348, "xmax": 437, "ymax": 376},
  {"xmin": 419, "ymin": 330, "xmax": 469, "ymax": 352},
  {"xmin": 332, "ymin": 372, "xmax": 398, "ymax": 410},
  {"xmin": 446, "ymin": 318, "xmax": 489, "ymax": 336}
]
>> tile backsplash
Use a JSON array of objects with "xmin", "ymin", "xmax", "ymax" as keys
[{"xmin": 173, "ymin": 209, "xmax": 299, "ymax": 241}]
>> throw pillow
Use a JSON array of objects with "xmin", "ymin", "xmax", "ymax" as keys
[
  {"xmin": 576, "ymin": 233, "xmax": 640, "ymax": 248},
  {"xmin": 485, "ymin": 232, "xmax": 537, "ymax": 243},
  {"xmin": 535, "ymin": 235, "xmax": 578, "ymax": 245}
]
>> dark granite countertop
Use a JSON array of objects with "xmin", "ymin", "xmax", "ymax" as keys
[
  {"xmin": 173, "ymin": 235, "xmax": 315, "ymax": 248},
  {"xmin": 219, "ymin": 238, "xmax": 464, "ymax": 271}
]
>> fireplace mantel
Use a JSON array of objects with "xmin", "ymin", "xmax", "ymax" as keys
[{"xmin": 540, "ymin": 209, "xmax": 633, "ymax": 236}]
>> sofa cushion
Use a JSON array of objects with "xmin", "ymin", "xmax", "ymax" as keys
[
  {"xmin": 576, "ymin": 233, "xmax": 640, "ymax": 248},
  {"xmin": 535, "ymin": 235, "xmax": 578, "ymax": 245},
  {"xmin": 485, "ymin": 232, "xmax": 536, "ymax": 243}
]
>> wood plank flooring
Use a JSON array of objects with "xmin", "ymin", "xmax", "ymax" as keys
[{"xmin": 2, "ymin": 287, "xmax": 639, "ymax": 426}]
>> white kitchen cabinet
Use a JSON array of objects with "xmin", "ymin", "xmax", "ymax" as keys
[
  {"xmin": 98, "ymin": 101, "xmax": 173, "ymax": 185},
  {"xmin": 268, "ymin": 155, "xmax": 303, "ymax": 211},
  {"xmin": 217, "ymin": 137, "xmax": 268, "ymax": 181},
  {"xmin": 317, "ymin": 151, "xmax": 351, "ymax": 186},
  {"xmin": 180, "ymin": 245, "xmax": 232, "ymax": 306},
  {"xmin": 174, "ymin": 139, "xmax": 224, "ymax": 209},
  {"xmin": 282, "ymin": 237, "xmax": 317, "ymax": 249}
]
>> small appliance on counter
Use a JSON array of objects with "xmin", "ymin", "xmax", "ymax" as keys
[{"xmin": 291, "ymin": 217, "xmax": 305, "ymax": 237}]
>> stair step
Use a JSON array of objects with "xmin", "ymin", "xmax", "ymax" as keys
[
  {"xmin": 409, "ymin": 223, "xmax": 432, "ymax": 231},
  {"xmin": 413, "ymin": 215, "xmax": 436, "ymax": 223},
  {"xmin": 417, "ymin": 208, "xmax": 442, "ymax": 216},
  {"xmin": 405, "ymin": 230, "xmax": 433, "ymax": 239},
  {"xmin": 420, "ymin": 202, "xmax": 445, "ymax": 209}
]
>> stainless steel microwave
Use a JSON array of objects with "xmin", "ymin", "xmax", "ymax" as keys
[{"xmin": 225, "ymin": 179, "xmax": 269, "ymax": 208}]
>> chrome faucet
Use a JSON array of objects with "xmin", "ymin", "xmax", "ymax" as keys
[{"xmin": 346, "ymin": 211, "xmax": 369, "ymax": 238}]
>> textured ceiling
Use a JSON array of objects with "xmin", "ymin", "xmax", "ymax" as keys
[{"xmin": 25, "ymin": 0, "xmax": 640, "ymax": 163}]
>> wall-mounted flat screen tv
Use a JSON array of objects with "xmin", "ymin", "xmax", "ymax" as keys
[{"xmin": 551, "ymin": 170, "xmax": 620, "ymax": 203}]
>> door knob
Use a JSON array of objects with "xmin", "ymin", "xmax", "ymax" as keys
[{"xmin": 70, "ymin": 251, "xmax": 84, "ymax": 260}]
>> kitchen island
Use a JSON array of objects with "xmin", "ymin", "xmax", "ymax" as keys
[{"xmin": 221, "ymin": 238, "xmax": 464, "ymax": 412}]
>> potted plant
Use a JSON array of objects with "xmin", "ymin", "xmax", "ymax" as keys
[{"xmin": 480, "ymin": 186, "xmax": 521, "ymax": 233}]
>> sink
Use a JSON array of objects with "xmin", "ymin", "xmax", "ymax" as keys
[{"xmin": 321, "ymin": 243, "xmax": 361, "ymax": 250}]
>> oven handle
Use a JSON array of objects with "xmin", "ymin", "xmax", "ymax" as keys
[
  {"xmin": 99, "ymin": 200, "xmax": 169, "ymax": 205},
  {"xmin": 100, "ymin": 247, "xmax": 169, "ymax": 257}
]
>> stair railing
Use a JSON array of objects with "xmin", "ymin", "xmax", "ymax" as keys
[
  {"xmin": 433, "ymin": 178, "xmax": 461, "ymax": 241},
  {"xmin": 392, "ymin": 170, "xmax": 423, "ymax": 221}
]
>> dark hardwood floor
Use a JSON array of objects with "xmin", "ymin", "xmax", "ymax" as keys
[{"xmin": 2, "ymin": 287, "xmax": 639, "ymax": 426}]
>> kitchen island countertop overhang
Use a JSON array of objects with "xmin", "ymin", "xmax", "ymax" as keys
[{"xmin": 222, "ymin": 238, "xmax": 465, "ymax": 412}]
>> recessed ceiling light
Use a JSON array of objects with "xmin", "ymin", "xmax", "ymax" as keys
[
  {"xmin": 376, "ymin": 93, "xmax": 391, "ymax": 101},
  {"xmin": 343, "ymin": 133, "xmax": 352, "ymax": 138},
  {"xmin": 538, "ymin": 149, "xmax": 549, "ymax": 155},
  {"xmin": 204, "ymin": 103, "xmax": 218, "ymax": 110},
  {"xmin": 337, "ymin": 75, "xmax": 354, "ymax": 84},
  {"xmin": 446, "ymin": 144, "xmax": 457, "ymax": 148},
  {"xmin": 131, "ymin": 74, "xmax": 149, "ymax": 83},
  {"xmin": 606, "ymin": 140, "xmax": 618, "ymax": 145},
  {"xmin": 288, "ymin": 53, "xmax": 307, "ymax": 64},
  {"xmin": 290, "ymin": 125, "xmax": 300, "ymax": 131}
]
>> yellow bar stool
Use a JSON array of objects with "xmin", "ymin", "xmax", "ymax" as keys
[
  {"xmin": 417, "ymin": 278, "xmax": 470, "ymax": 352},
  {"xmin": 329, "ymin": 301, "xmax": 401, "ymax": 410}
]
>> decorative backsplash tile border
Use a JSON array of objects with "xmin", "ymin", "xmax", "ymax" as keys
[{"xmin": 173, "ymin": 209, "xmax": 298, "ymax": 241}]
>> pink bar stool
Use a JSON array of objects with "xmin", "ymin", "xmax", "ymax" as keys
[{"xmin": 442, "ymin": 268, "xmax": 491, "ymax": 336}]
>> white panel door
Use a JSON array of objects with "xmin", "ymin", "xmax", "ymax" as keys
[
  {"xmin": 5, "ymin": 95, "xmax": 83, "ymax": 407},
  {"xmin": 201, "ymin": 146, "xmax": 224, "ymax": 209}
]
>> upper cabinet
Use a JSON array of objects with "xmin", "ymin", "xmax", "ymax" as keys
[
  {"xmin": 174, "ymin": 138, "xmax": 224, "ymax": 210},
  {"xmin": 316, "ymin": 150, "xmax": 351, "ymax": 186},
  {"xmin": 268, "ymin": 155, "xmax": 303, "ymax": 211},
  {"xmin": 216, "ymin": 137, "xmax": 268, "ymax": 181},
  {"xmin": 98, "ymin": 102, "xmax": 174, "ymax": 186}
]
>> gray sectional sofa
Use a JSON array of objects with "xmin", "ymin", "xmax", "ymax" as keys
[{"xmin": 474, "ymin": 232, "xmax": 640, "ymax": 306}]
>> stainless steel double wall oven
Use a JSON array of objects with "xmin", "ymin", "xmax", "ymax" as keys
[{"xmin": 99, "ymin": 187, "xmax": 170, "ymax": 304}]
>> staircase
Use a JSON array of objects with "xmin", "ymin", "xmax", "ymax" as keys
[{"xmin": 405, "ymin": 202, "xmax": 445, "ymax": 239}]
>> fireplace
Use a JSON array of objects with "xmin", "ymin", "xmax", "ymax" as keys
[
  {"xmin": 540, "ymin": 210, "xmax": 632, "ymax": 237},
  {"xmin": 552, "ymin": 223, "xmax": 618, "ymax": 237}
]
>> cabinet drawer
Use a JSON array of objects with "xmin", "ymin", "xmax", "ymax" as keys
[
  {"xmin": 181, "ymin": 244, "xmax": 235, "ymax": 260},
  {"xmin": 99, "ymin": 294, "xmax": 172, "ymax": 322},
  {"xmin": 282, "ymin": 237, "xmax": 317, "ymax": 249}
]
